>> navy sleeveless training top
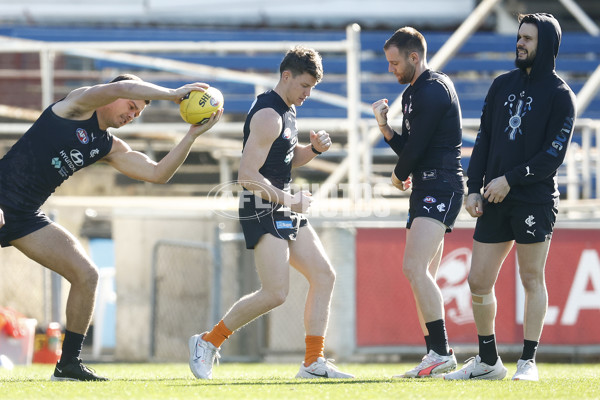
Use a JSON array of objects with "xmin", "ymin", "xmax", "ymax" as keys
[
  {"xmin": 0, "ymin": 103, "xmax": 114, "ymax": 211},
  {"xmin": 242, "ymin": 90, "xmax": 297, "ymax": 190}
]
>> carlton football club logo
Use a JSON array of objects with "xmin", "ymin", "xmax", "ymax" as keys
[{"xmin": 76, "ymin": 128, "xmax": 89, "ymax": 144}]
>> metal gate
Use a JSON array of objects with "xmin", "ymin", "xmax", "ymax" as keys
[{"xmin": 149, "ymin": 239, "xmax": 220, "ymax": 361}]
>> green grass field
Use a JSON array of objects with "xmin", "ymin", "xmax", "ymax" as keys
[{"xmin": 1, "ymin": 362, "xmax": 599, "ymax": 400}]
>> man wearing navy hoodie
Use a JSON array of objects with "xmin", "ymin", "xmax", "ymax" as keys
[{"xmin": 444, "ymin": 13, "xmax": 576, "ymax": 381}]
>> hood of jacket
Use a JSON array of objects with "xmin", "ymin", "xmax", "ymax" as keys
[{"xmin": 517, "ymin": 13, "xmax": 562, "ymax": 79}]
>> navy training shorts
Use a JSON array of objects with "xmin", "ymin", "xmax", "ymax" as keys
[
  {"xmin": 238, "ymin": 190, "xmax": 307, "ymax": 250},
  {"xmin": 0, "ymin": 204, "xmax": 52, "ymax": 247},
  {"xmin": 407, "ymin": 189, "xmax": 463, "ymax": 233},
  {"xmin": 473, "ymin": 199, "xmax": 557, "ymax": 244}
]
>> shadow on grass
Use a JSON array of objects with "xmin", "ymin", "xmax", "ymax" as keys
[
  {"xmin": 168, "ymin": 377, "xmax": 444, "ymax": 386},
  {"xmin": 0, "ymin": 376, "xmax": 446, "ymax": 385}
]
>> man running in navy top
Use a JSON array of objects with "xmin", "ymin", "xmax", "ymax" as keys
[
  {"xmin": 444, "ymin": 13, "xmax": 576, "ymax": 382},
  {"xmin": 188, "ymin": 46, "xmax": 354, "ymax": 380},
  {"xmin": 0, "ymin": 74, "xmax": 222, "ymax": 381},
  {"xmin": 372, "ymin": 27, "xmax": 464, "ymax": 378}
]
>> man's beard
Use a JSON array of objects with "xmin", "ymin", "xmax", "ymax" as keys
[
  {"xmin": 398, "ymin": 64, "xmax": 416, "ymax": 84},
  {"xmin": 515, "ymin": 50, "xmax": 535, "ymax": 69}
]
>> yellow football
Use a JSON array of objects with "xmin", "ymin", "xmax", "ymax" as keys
[{"xmin": 179, "ymin": 87, "xmax": 224, "ymax": 125}]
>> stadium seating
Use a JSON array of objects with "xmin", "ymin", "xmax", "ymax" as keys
[
  {"xmin": 1, "ymin": 26, "xmax": 598, "ymax": 119},
  {"xmin": 0, "ymin": 26, "xmax": 597, "ymax": 195}
]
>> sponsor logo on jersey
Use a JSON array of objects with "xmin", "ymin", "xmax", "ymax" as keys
[
  {"xmin": 76, "ymin": 128, "xmax": 89, "ymax": 144},
  {"xmin": 58, "ymin": 149, "xmax": 84, "ymax": 171},
  {"xmin": 284, "ymin": 151, "xmax": 294, "ymax": 164},
  {"xmin": 52, "ymin": 157, "xmax": 70, "ymax": 178},
  {"xmin": 422, "ymin": 170, "xmax": 437, "ymax": 180},
  {"xmin": 423, "ymin": 196, "xmax": 437, "ymax": 204},
  {"xmin": 70, "ymin": 149, "xmax": 84, "ymax": 167},
  {"xmin": 276, "ymin": 220, "xmax": 294, "ymax": 229},
  {"xmin": 59, "ymin": 150, "xmax": 76, "ymax": 171},
  {"xmin": 282, "ymin": 127, "xmax": 292, "ymax": 139}
]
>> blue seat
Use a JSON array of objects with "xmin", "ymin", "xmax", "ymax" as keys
[{"xmin": 1, "ymin": 26, "xmax": 597, "ymax": 118}]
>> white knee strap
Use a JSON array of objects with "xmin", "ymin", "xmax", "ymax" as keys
[{"xmin": 472, "ymin": 290, "xmax": 496, "ymax": 306}]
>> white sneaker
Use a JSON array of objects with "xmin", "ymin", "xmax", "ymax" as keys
[
  {"xmin": 512, "ymin": 359, "xmax": 539, "ymax": 381},
  {"xmin": 394, "ymin": 349, "xmax": 457, "ymax": 378},
  {"xmin": 188, "ymin": 332, "xmax": 220, "ymax": 379},
  {"xmin": 443, "ymin": 355, "xmax": 507, "ymax": 380},
  {"xmin": 295, "ymin": 357, "xmax": 354, "ymax": 379}
]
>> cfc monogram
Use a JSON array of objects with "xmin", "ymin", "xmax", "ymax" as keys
[{"xmin": 525, "ymin": 215, "xmax": 536, "ymax": 227}]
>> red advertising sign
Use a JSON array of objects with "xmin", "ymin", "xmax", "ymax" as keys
[{"xmin": 356, "ymin": 227, "xmax": 600, "ymax": 346}]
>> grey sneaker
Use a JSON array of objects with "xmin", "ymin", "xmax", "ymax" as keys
[
  {"xmin": 295, "ymin": 357, "xmax": 354, "ymax": 379},
  {"xmin": 512, "ymin": 359, "xmax": 539, "ymax": 381},
  {"xmin": 394, "ymin": 349, "xmax": 457, "ymax": 378},
  {"xmin": 188, "ymin": 332, "xmax": 220, "ymax": 379},
  {"xmin": 444, "ymin": 355, "xmax": 507, "ymax": 380}
]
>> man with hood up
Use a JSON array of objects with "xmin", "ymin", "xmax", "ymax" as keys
[{"xmin": 444, "ymin": 13, "xmax": 576, "ymax": 381}]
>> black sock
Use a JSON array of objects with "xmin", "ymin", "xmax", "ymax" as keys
[
  {"xmin": 478, "ymin": 334, "xmax": 498, "ymax": 366},
  {"xmin": 58, "ymin": 330, "xmax": 85, "ymax": 365},
  {"xmin": 425, "ymin": 319, "xmax": 449, "ymax": 356},
  {"xmin": 520, "ymin": 339, "xmax": 539, "ymax": 361},
  {"xmin": 424, "ymin": 335, "xmax": 431, "ymax": 354}
]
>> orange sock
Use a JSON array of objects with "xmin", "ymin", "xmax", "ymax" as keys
[
  {"xmin": 304, "ymin": 335, "xmax": 325, "ymax": 366},
  {"xmin": 203, "ymin": 320, "xmax": 233, "ymax": 349}
]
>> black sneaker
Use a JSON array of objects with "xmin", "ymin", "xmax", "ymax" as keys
[{"xmin": 50, "ymin": 357, "xmax": 108, "ymax": 381}]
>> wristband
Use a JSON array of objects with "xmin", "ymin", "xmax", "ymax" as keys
[
  {"xmin": 311, "ymin": 145, "xmax": 322, "ymax": 155},
  {"xmin": 378, "ymin": 122, "xmax": 388, "ymax": 127}
]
